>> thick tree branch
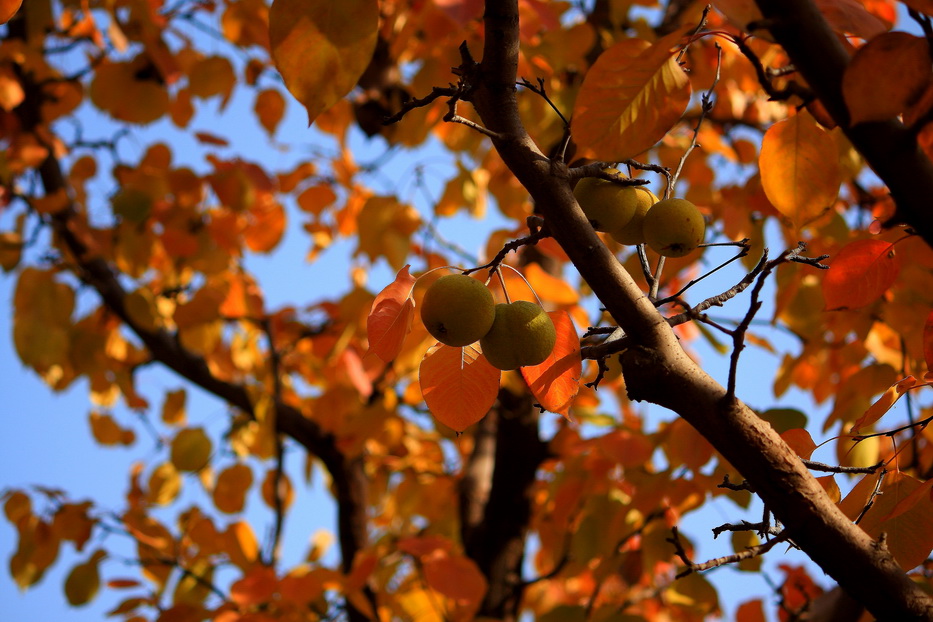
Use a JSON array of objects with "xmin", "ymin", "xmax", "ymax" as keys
[
  {"xmin": 470, "ymin": 1, "xmax": 933, "ymax": 619},
  {"xmin": 754, "ymin": 0, "xmax": 933, "ymax": 250}
]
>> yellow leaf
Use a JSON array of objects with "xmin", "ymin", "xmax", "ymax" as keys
[
  {"xmin": 214, "ymin": 463, "xmax": 253, "ymax": 514},
  {"xmin": 226, "ymin": 521, "xmax": 259, "ymax": 570},
  {"xmin": 64, "ymin": 552, "xmax": 103, "ymax": 606},
  {"xmin": 759, "ymin": 113, "xmax": 841, "ymax": 228},
  {"xmin": 571, "ymin": 26, "xmax": 692, "ymax": 161},
  {"xmin": 187, "ymin": 56, "xmax": 236, "ymax": 109},
  {"xmin": 269, "ymin": 0, "xmax": 379, "ymax": 125},
  {"xmin": 170, "ymin": 427, "xmax": 212, "ymax": 472},
  {"xmin": 0, "ymin": 64, "xmax": 24, "ymax": 111},
  {"xmin": 146, "ymin": 462, "xmax": 182, "ymax": 506},
  {"xmin": 355, "ymin": 195, "xmax": 421, "ymax": 269},
  {"xmin": 161, "ymin": 389, "xmax": 187, "ymax": 426}
]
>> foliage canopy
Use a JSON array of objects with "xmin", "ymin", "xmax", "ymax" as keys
[{"xmin": 3, "ymin": 0, "xmax": 933, "ymax": 620}]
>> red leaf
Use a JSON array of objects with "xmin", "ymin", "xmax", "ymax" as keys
[
  {"xmin": 366, "ymin": 265, "xmax": 416, "ymax": 362},
  {"xmin": 194, "ymin": 131, "xmax": 230, "ymax": 146},
  {"xmin": 822, "ymin": 239, "xmax": 900, "ymax": 310},
  {"xmin": 851, "ymin": 376, "xmax": 918, "ymax": 433},
  {"xmin": 521, "ymin": 311, "xmax": 582, "ymax": 417},
  {"xmin": 422, "ymin": 554, "xmax": 488, "ymax": 606},
  {"xmin": 420, "ymin": 344, "xmax": 500, "ymax": 432}
]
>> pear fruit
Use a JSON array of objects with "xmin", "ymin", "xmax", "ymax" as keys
[
  {"xmin": 609, "ymin": 187, "xmax": 658, "ymax": 245},
  {"xmin": 480, "ymin": 301, "xmax": 556, "ymax": 370},
  {"xmin": 642, "ymin": 198, "xmax": 705, "ymax": 258},
  {"xmin": 573, "ymin": 168, "xmax": 637, "ymax": 233},
  {"xmin": 420, "ymin": 274, "xmax": 496, "ymax": 347}
]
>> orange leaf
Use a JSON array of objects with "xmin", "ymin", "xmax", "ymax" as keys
[
  {"xmin": 366, "ymin": 265, "xmax": 416, "ymax": 362},
  {"xmin": 780, "ymin": 428, "xmax": 816, "ymax": 460},
  {"xmin": 843, "ymin": 32, "xmax": 932, "ymax": 125},
  {"xmin": 735, "ymin": 599, "xmax": 767, "ymax": 622},
  {"xmin": 759, "ymin": 113, "xmax": 841, "ymax": 228},
  {"xmin": 924, "ymin": 310, "xmax": 933, "ymax": 372},
  {"xmin": 851, "ymin": 376, "xmax": 918, "ymax": 433},
  {"xmin": 194, "ymin": 131, "xmax": 230, "ymax": 147},
  {"xmin": 816, "ymin": 0, "xmax": 888, "ymax": 38},
  {"xmin": 245, "ymin": 198, "xmax": 286, "ymax": 253},
  {"xmin": 902, "ymin": 0, "xmax": 933, "ymax": 16},
  {"xmin": 815, "ymin": 475, "xmax": 841, "ymax": 504},
  {"xmin": 255, "ymin": 89, "xmax": 286, "ymax": 136},
  {"xmin": 420, "ymin": 344, "xmax": 500, "ymax": 432},
  {"xmin": 269, "ymin": 0, "xmax": 378, "ymax": 125},
  {"xmin": 297, "ymin": 184, "xmax": 337, "ymax": 215},
  {"xmin": 214, "ymin": 463, "xmax": 253, "ymax": 514},
  {"xmin": 422, "ymin": 554, "xmax": 488, "ymax": 607},
  {"xmin": 855, "ymin": 472, "xmax": 933, "ymax": 571},
  {"xmin": 520, "ymin": 311, "xmax": 582, "ymax": 417},
  {"xmin": 571, "ymin": 25, "xmax": 692, "ymax": 161},
  {"xmin": 0, "ymin": 0, "xmax": 22, "ymax": 24},
  {"xmin": 822, "ymin": 239, "xmax": 900, "ymax": 310},
  {"xmin": 230, "ymin": 565, "xmax": 277, "ymax": 607},
  {"xmin": 523, "ymin": 263, "xmax": 578, "ymax": 305}
]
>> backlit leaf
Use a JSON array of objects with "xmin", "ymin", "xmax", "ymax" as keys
[
  {"xmin": 261, "ymin": 468, "xmax": 294, "ymax": 510},
  {"xmin": 0, "ymin": 0, "xmax": 22, "ymax": 23},
  {"xmin": 146, "ymin": 462, "xmax": 181, "ymax": 506},
  {"xmin": 170, "ymin": 427, "xmax": 212, "ymax": 472},
  {"xmin": 822, "ymin": 239, "xmax": 900, "ymax": 310},
  {"xmin": 244, "ymin": 198, "xmax": 286, "ymax": 253},
  {"xmin": 89, "ymin": 412, "xmax": 135, "ymax": 446},
  {"xmin": 571, "ymin": 26, "xmax": 692, "ymax": 161},
  {"xmin": 735, "ymin": 599, "xmax": 767, "ymax": 622},
  {"xmin": 521, "ymin": 311, "xmax": 582, "ymax": 417},
  {"xmin": 64, "ymin": 551, "xmax": 103, "ymax": 606},
  {"xmin": 214, "ymin": 463, "xmax": 253, "ymax": 514},
  {"xmin": 188, "ymin": 56, "xmax": 236, "ymax": 108},
  {"xmin": 851, "ymin": 375, "xmax": 918, "ymax": 433},
  {"xmin": 843, "ymin": 32, "xmax": 932, "ymax": 125},
  {"xmin": 255, "ymin": 89, "xmax": 286, "ymax": 136},
  {"xmin": 780, "ymin": 428, "xmax": 816, "ymax": 460},
  {"xmin": 902, "ymin": 0, "xmax": 933, "ymax": 16},
  {"xmin": 269, "ymin": 0, "xmax": 379, "ymax": 125},
  {"xmin": 420, "ymin": 344, "xmax": 500, "ymax": 431},
  {"xmin": 759, "ymin": 113, "xmax": 841, "ymax": 228},
  {"xmin": 226, "ymin": 521, "xmax": 260, "ymax": 569},
  {"xmin": 923, "ymin": 310, "xmax": 933, "ymax": 371},
  {"xmin": 355, "ymin": 195, "xmax": 421, "ymax": 269},
  {"xmin": 230, "ymin": 564, "xmax": 277, "ymax": 607},
  {"xmin": 524, "ymin": 263, "xmax": 578, "ymax": 305},
  {"xmin": 366, "ymin": 265, "xmax": 416, "ymax": 362},
  {"xmin": 161, "ymin": 389, "xmax": 187, "ymax": 426},
  {"xmin": 854, "ymin": 471, "xmax": 933, "ymax": 570},
  {"xmin": 816, "ymin": 0, "xmax": 888, "ymax": 39},
  {"xmin": 89, "ymin": 57, "xmax": 169, "ymax": 125},
  {"xmin": 422, "ymin": 554, "xmax": 488, "ymax": 607}
]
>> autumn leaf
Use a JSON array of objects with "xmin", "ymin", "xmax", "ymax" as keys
[
  {"xmin": 851, "ymin": 376, "xmax": 919, "ymax": 433},
  {"xmin": 422, "ymin": 554, "xmax": 488, "ymax": 607},
  {"xmin": 366, "ymin": 265, "xmax": 416, "ymax": 362},
  {"xmin": 780, "ymin": 428, "xmax": 817, "ymax": 460},
  {"xmin": 571, "ymin": 25, "xmax": 692, "ymax": 161},
  {"xmin": 64, "ymin": 550, "xmax": 104, "ymax": 606},
  {"xmin": 923, "ymin": 310, "xmax": 933, "ymax": 372},
  {"xmin": 170, "ymin": 427, "xmax": 212, "ymax": 472},
  {"xmin": 0, "ymin": 0, "xmax": 22, "ymax": 24},
  {"xmin": 214, "ymin": 463, "xmax": 253, "ymax": 514},
  {"xmin": 355, "ymin": 195, "xmax": 421, "ymax": 269},
  {"xmin": 420, "ymin": 344, "xmax": 500, "ymax": 431},
  {"xmin": 255, "ymin": 89, "xmax": 286, "ymax": 136},
  {"xmin": 230, "ymin": 564, "xmax": 277, "ymax": 607},
  {"xmin": 521, "ymin": 311, "xmax": 582, "ymax": 417},
  {"xmin": 822, "ymin": 239, "xmax": 900, "ymax": 310},
  {"xmin": 269, "ymin": 0, "xmax": 379, "ymax": 125},
  {"xmin": 759, "ymin": 113, "xmax": 841, "ymax": 228},
  {"xmin": 843, "ymin": 32, "xmax": 932, "ymax": 125}
]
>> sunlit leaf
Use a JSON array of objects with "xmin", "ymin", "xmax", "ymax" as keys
[
  {"xmin": 822, "ymin": 239, "xmax": 900, "ymax": 310},
  {"xmin": 261, "ymin": 468, "xmax": 294, "ymax": 510},
  {"xmin": 355, "ymin": 195, "xmax": 421, "ymax": 269},
  {"xmin": 420, "ymin": 344, "xmax": 500, "ymax": 431},
  {"xmin": 366, "ymin": 265, "xmax": 416, "ymax": 362},
  {"xmin": 146, "ymin": 462, "xmax": 181, "ymax": 506},
  {"xmin": 188, "ymin": 56, "xmax": 236, "ymax": 109},
  {"xmin": 521, "ymin": 311, "xmax": 582, "ymax": 417},
  {"xmin": 297, "ymin": 184, "xmax": 338, "ymax": 215},
  {"xmin": 422, "ymin": 554, "xmax": 488, "ymax": 607},
  {"xmin": 816, "ymin": 0, "xmax": 888, "ymax": 38},
  {"xmin": 851, "ymin": 375, "xmax": 918, "ymax": 433},
  {"xmin": 244, "ymin": 198, "xmax": 287, "ymax": 253},
  {"xmin": 161, "ymin": 389, "xmax": 187, "ymax": 426},
  {"xmin": 759, "ymin": 113, "xmax": 841, "ymax": 228},
  {"xmin": 735, "ymin": 599, "xmax": 767, "ymax": 622},
  {"xmin": 780, "ymin": 428, "xmax": 816, "ymax": 460},
  {"xmin": 89, "ymin": 57, "xmax": 169, "ymax": 125},
  {"xmin": 255, "ymin": 89, "xmax": 286, "ymax": 136},
  {"xmin": 843, "ymin": 32, "xmax": 932, "ymax": 125},
  {"xmin": 269, "ymin": 0, "xmax": 379, "ymax": 125},
  {"xmin": 214, "ymin": 463, "xmax": 253, "ymax": 514},
  {"xmin": 523, "ymin": 263, "xmax": 578, "ymax": 305},
  {"xmin": 230, "ymin": 564, "xmax": 277, "ymax": 607},
  {"xmin": 170, "ymin": 427, "xmax": 212, "ymax": 472},
  {"xmin": 89, "ymin": 412, "xmax": 135, "ymax": 446},
  {"xmin": 571, "ymin": 26, "xmax": 692, "ymax": 161},
  {"xmin": 64, "ymin": 551, "xmax": 103, "ymax": 606},
  {"xmin": 0, "ymin": 0, "xmax": 23, "ymax": 24}
]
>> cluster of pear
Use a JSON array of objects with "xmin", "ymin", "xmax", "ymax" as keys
[
  {"xmin": 574, "ymin": 168, "xmax": 705, "ymax": 258},
  {"xmin": 420, "ymin": 274, "xmax": 556, "ymax": 370}
]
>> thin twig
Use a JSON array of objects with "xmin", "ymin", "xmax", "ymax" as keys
[
  {"xmin": 855, "ymin": 469, "xmax": 887, "ymax": 525},
  {"xmin": 801, "ymin": 459, "xmax": 884, "ymax": 475}
]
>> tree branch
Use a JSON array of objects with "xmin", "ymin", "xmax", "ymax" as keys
[{"xmin": 469, "ymin": 1, "xmax": 933, "ymax": 619}]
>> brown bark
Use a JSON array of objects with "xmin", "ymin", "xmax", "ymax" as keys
[{"xmin": 466, "ymin": 1, "xmax": 933, "ymax": 619}]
